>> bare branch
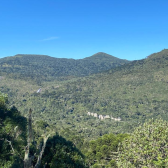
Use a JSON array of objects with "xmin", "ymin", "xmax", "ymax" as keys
[
  {"xmin": 34, "ymin": 134, "xmax": 50, "ymax": 168},
  {"xmin": 24, "ymin": 108, "xmax": 33, "ymax": 168}
]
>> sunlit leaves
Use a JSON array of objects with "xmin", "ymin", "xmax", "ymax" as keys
[{"xmin": 118, "ymin": 119, "xmax": 168, "ymax": 167}]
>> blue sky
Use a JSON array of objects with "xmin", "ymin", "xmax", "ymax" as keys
[{"xmin": 0, "ymin": 0, "xmax": 168, "ymax": 60}]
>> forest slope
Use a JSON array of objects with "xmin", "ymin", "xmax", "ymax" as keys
[
  {"xmin": 1, "ymin": 49, "xmax": 168, "ymax": 139},
  {"xmin": 0, "ymin": 52, "xmax": 129, "ymax": 82},
  {"xmin": 2, "ymin": 91, "xmax": 168, "ymax": 167}
]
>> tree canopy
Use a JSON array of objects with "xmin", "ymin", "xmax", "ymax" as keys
[{"xmin": 118, "ymin": 119, "xmax": 168, "ymax": 167}]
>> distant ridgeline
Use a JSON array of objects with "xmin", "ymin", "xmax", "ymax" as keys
[{"xmin": 0, "ymin": 52, "xmax": 129, "ymax": 82}]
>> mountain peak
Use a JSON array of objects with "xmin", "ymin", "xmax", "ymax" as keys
[
  {"xmin": 93, "ymin": 52, "xmax": 109, "ymax": 55},
  {"xmin": 84, "ymin": 52, "xmax": 119, "ymax": 60},
  {"xmin": 91, "ymin": 52, "xmax": 115, "ymax": 58},
  {"xmin": 84, "ymin": 52, "xmax": 129, "ymax": 63}
]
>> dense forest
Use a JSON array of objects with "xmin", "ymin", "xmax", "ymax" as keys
[
  {"xmin": 1, "ymin": 92, "xmax": 168, "ymax": 167},
  {"xmin": 1, "ymin": 49, "xmax": 168, "ymax": 138},
  {"xmin": 1, "ymin": 49, "xmax": 168, "ymax": 167},
  {"xmin": 0, "ymin": 52, "xmax": 129, "ymax": 83}
]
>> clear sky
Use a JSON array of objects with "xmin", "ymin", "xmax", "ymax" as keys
[{"xmin": 0, "ymin": 0, "xmax": 168, "ymax": 60}]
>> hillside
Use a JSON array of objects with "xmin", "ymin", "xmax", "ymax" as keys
[
  {"xmin": 1, "ymin": 90, "xmax": 168, "ymax": 167},
  {"xmin": 0, "ymin": 52, "xmax": 129, "ymax": 82},
  {"xmin": 1, "ymin": 49, "xmax": 168, "ymax": 140}
]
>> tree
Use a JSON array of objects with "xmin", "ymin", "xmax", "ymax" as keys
[
  {"xmin": 41, "ymin": 135, "xmax": 86, "ymax": 168},
  {"xmin": 0, "ymin": 91, "xmax": 86, "ymax": 167},
  {"xmin": 24, "ymin": 108, "xmax": 50, "ymax": 168},
  {"xmin": 85, "ymin": 133, "xmax": 128, "ymax": 167},
  {"xmin": 117, "ymin": 119, "xmax": 168, "ymax": 167},
  {"xmin": 0, "ymin": 92, "xmax": 27, "ymax": 168},
  {"xmin": 0, "ymin": 90, "xmax": 50, "ymax": 168}
]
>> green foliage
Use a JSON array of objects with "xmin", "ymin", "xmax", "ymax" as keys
[
  {"xmin": 0, "ymin": 92, "xmax": 27, "ymax": 168},
  {"xmin": 0, "ymin": 53, "xmax": 129, "ymax": 82},
  {"xmin": 2, "ymin": 49, "xmax": 168, "ymax": 140},
  {"xmin": 42, "ymin": 134, "xmax": 87, "ymax": 168},
  {"xmin": 118, "ymin": 119, "xmax": 168, "ymax": 168},
  {"xmin": 107, "ymin": 160, "xmax": 117, "ymax": 168},
  {"xmin": 1, "ymin": 49, "xmax": 168, "ymax": 166},
  {"xmin": 36, "ymin": 120, "xmax": 49, "ymax": 130},
  {"xmin": 85, "ymin": 133, "xmax": 128, "ymax": 167},
  {"xmin": 0, "ymin": 91, "xmax": 88, "ymax": 167},
  {"xmin": 0, "ymin": 92, "xmax": 8, "ymax": 105},
  {"xmin": 2, "ymin": 49, "xmax": 168, "ymax": 167}
]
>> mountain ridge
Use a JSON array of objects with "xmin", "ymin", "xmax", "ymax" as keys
[
  {"xmin": 1, "ymin": 52, "xmax": 126, "ymax": 60},
  {"xmin": 0, "ymin": 52, "xmax": 130, "ymax": 82}
]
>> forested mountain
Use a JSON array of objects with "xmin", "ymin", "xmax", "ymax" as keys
[
  {"xmin": 0, "ymin": 52, "xmax": 129, "ymax": 82},
  {"xmin": 1, "ymin": 49, "xmax": 168, "ymax": 167},
  {"xmin": 1, "ymin": 49, "xmax": 168, "ymax": 138}
]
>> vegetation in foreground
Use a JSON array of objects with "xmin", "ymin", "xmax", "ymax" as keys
[
  {"xmin": 118, "ymin": 119, "xmax": 168, "ymax": 168},
  {"xmin": 0, "ymin": 92, "xmax": 86, "ymax": 168},
  {"xmin": 1, "ymin": 92, "xmax": 168, "ymax": 167}
]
